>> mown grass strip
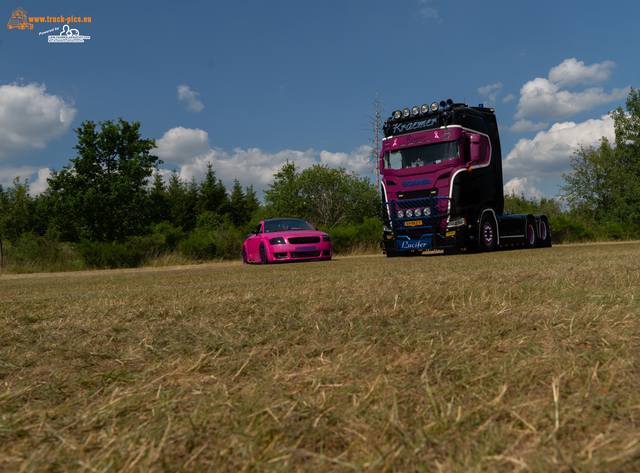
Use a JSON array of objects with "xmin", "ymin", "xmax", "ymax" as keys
[{"xmin": 1, "ymin": 243, "xmax": 640, "ymax": 471}]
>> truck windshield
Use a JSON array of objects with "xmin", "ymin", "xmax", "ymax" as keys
[{"xmin": 384, "ymin": 140, "xmax": 459, "ymax": 170}]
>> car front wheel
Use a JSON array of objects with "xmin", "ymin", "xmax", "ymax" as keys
[{"xmin": 259, "ymin": 244, "xmax": 269, "ymax": 264}]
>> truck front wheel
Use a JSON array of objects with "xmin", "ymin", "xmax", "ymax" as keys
[{"xmin": 479, "ymin": 214, "xmax": 497, "ymax": 252}]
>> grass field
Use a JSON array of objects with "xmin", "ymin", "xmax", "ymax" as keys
[{"xmin": 1, "ymin": 242, "xmax": 640, "ymax": 472}]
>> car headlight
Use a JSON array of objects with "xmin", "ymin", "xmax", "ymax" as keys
[
  {"xmin": 323, "ymin": 235, "xmax": 331, "ymax": 242},
  {"xmin": 269, "ymin": 237, "xmax": 286, "ymax": 245},
  {"xmin": 397, "ymin": 210, "xmax": 404, "ymax": 218}
]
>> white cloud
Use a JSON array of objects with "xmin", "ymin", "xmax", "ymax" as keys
[
  {"xmin": 514, "ymin": 59, "xmax": 629, "ymax": 121},
  {"xmin": 319, "ymin": 145, "xmax": 372, "ymax": 175},
  {"xmin": 503, "ymin": 114, "xmax": 615, "ymax": 188},
  {"xmin": 418, "ymin": 0, "xmax": 440, "ymax": 21},
  {"xmin": 478, "ymin": 82, "xmax": 503, "ymax": 105},
  {"xmin": 502, "ymin": 94, "xmax": 515, "ymax": 103},
  {"xmin": 0, "ymin": 165, "xmax": 50, "ymax": 195},
  {"xmin": 548, "ymin": 58, "xmax": 616, "ymax": 87},
  {"xmin": 420, "ymin": 7, "xmax": 439, "ymax": 20},
  {"xmin": 154, "ymin": 127, "xmax": 210, "ymax": 164},
  {"xmin": 508, "ymin": 119, "xmax": 548, "ymax": 133},
  {"xmin": 154, "ymin": 127, "xmax": 375, "ymax": 197},
  {"xmin": 504, "ymin": 177, "xmax": 544, "ymax": 199},
  {"xmin": 478, "ymin": 83, "xmax": 502, "ymax": 96},
  {"xmin": 177, "ymin": 85, "xmax": 204, "ymax": 112},
  {"xmin": 30, "ymin": 168, "xmax": 51, "ymax": 195},
  {"xmin": 0, "ymin": 83, "xmax": 76, "ymax": 160}
]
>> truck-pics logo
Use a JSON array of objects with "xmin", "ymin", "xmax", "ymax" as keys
[
  {"xmin": 7, "ymin": 7, "xmax": 33, "ymax": 29},
  {"xmin": 48, "ymin": 24, "xmax": 90, "ymax": 43},
  {"xmin": 7, "ymin": 8, "xmax": 91, "ymax": 43}
]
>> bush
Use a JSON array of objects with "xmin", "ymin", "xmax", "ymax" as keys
[
  {"xmin": 549, "ymin": 215, "xmax": 595, "ymax": 244},
  {"xmin": 77, "ymin": 240, "xmax": 145, "ymax": 269},
  {"xmin": 152, "ymin": 222, "xmax": 186, "ymax": 250},
  {"xmin": 7, "ymin": 235, "xmax": 61, "ymax": 266},
  {"xmin": 178, "ymin": 230, "xmax": 218, "ymax": 260},
  {"xmin": 1, "ymin": 235, "xmax": 84, "ymax": 273},
  {"xmin": 323, "ymin": 218, "xmax": 382, "ymax": 254},
  {"xmin": 595, "ymin": 220, "xmax": 640, "ymax": 241},
  {"xmin": 504, "ymin": 191, "xmax": 563, "ymax": 218}
]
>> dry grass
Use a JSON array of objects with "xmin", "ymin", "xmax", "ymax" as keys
[{"xmin": 1, "ymin": 242, "xmax": 640, "ymax": 472}]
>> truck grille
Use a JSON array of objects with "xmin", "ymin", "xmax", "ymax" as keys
[{"xmin": 289, "ymin": 236, "xmax": 320, "ymax": 244}]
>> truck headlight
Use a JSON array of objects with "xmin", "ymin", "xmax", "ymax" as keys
[
  {"xmin": 397, "ymin": 210, "xmax": 405, "ymax": 218},
  {"xmin": 448, "ymin": 217, "xmax": 466, "ymax": 227},
  {"xmin": 414, "ymin": 208, "xmax": 422, "ymax": 217},
  {"xmin": 405, "ymin": 209, "xmax": 413, "ymax": 218},
  {"xmin": 423, "ymin": 207, "xmax": 431, "ymax": 216}
]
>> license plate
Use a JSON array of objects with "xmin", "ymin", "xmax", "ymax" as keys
[
  {"xmin": 446, "ymin": 231, "xmax": 456, "ymax": 237},
  {"xmin": 405, "ymin": 220, "xmax": 423, "ymax": 227},
  {"xmin": 296, "ymin": 246, "xmax": 317, "ymax": 252}
]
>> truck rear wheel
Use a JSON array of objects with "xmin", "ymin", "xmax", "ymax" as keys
[
  {"xmin": 525, "ymin": 217, "xmax": 537, "ymax": 248},
  {"xmin": 479, "ymin": 214, "xmax": 497, "ymax": 252},
  {"xmin": 539, "ymin": 217, "xmax": 552, "ymax": 247}
]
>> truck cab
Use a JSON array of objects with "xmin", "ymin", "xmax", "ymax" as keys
[{"xmin": 379, "ymin": 100, "xmax": 550, "ymax": 255}]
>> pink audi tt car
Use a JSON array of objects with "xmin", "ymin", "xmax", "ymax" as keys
[{"xmin": 242, "ymin": 218, "xmax": 332, "ymax": 264}]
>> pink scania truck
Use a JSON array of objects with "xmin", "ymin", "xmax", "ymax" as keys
[{"xmin": 378, "ymin": 100, "xmax": 551, "ymax": 256}]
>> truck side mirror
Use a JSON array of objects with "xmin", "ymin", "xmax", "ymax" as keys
[{"xmin": 469, "ymin": 135, "xmax": 481, "ymax": 163}]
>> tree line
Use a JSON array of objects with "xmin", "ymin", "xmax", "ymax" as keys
[
  {"xmin": 1, "ymin": 88, "xmax": 639, "ymax": 271},
  {"xmin": 0, "ymin": 118, "xmax": 379, "ymax": 270}
]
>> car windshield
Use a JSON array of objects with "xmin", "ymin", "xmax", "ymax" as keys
[
  {"xmin": 264, "ymin": 219, "xmax": 314, "ymax": 232},
  {"xmin": 384, "ymin": 140, "xmax": 459, "ymax": 170}
]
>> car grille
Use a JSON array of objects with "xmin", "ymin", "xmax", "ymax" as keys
[
  {"xmin": 289, "ymin": 236, "xmax": 321, "ymax": 244},
  {"xmin": 291, "ymin": 251, "xmax": 321, "ymax": 258}
]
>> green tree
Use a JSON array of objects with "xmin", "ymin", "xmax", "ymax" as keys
[
  {"xmin": 166, "ymin": 171, "xmax": 196, "ymax": 231},
  {"xmin": 264, "ymin": 161, "xmax": 378, "ymax": 228},
  {"xmin": 561, "ymin": 88, "xmax": 640, "ymax": 223},
  {"xmin": 263, "ymin": 161, "xmax": 305, "ymax": 218},
  {"xmin": 0, "ymin": 178, "xmax": 33, "ymax": 268},
  {"xmin": 149, "ymin": 171, "xmax": 169, "ymax": 225},
  {"xmin": 299, "ymin": 164, "xmax": 378, "ymax": 228},
  {"xmin": 503, "ymin": 190, "xmax": 563, "ymax": 219},
  {"xmin": 197, "ymin": 163, "xmax": 228, "ymax": 218},
  {"xmin": 244, "ymin": 184, "xmax": 261, "ymax": 218},
  {"xmin": 228, "ymin": 179, "xmax": 247, "ymax": 228},
  {"xmin": 47, "ymin": 118, "xmax": 160, "ymax": 242},
  {"xmin": 561, "ymin": 139, "xmax": 619, "ymax": 222}
]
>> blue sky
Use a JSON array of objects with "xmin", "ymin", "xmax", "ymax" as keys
[{"xmin": 1, "ymin": 0, "xmax": 638, "ymax": 200}]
